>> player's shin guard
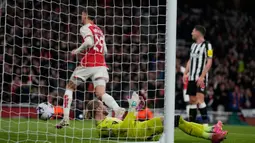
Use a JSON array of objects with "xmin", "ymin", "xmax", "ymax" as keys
[
  {"xmin": 63, "ymin": 89, "xmax": 73, "ymax": 120},
  {"xmin": 189, "ymin": 104, "xmax": 197, "ymax": 122},
  {"xmin": 102, "ymin": 93, "xmax": 120, "ymax": 111},
  {"xmin": 198, "ymin": 102, "xmax": 208, "ymax": 123}
]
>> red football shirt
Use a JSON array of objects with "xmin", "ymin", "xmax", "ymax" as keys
[{"xmin": 80, "ymin": 23, "xmax": 107, "ymax": 67}]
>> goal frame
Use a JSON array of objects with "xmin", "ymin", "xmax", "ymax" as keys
[{"xmin": 164, "ymin": 0, "xmax": 177, "ymax": 142}]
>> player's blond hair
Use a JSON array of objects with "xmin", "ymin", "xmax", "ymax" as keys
[{"xmin": 85, "ymin": 100, "xmax": 101, "ymax": 119}]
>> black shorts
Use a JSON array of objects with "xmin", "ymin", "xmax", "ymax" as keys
[{"xmin": 186, "ymin": 81, "xmax": 206, "ymax": 96}]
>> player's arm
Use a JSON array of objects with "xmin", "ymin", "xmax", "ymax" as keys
[
  {"xmin": 199, "ymin": 59, "xmax": 212, "ymax": 79},
  {"xmin": 199, "ymin": 43, "xmax": 213, "ymax": 79},
  {"xmin": 72, "ymin": 27, "xmax": 94, "ymax": 54},
  {"xmin": 72, "ymin": 36, "xmax": 94, "ymax": 54},
  {"xmin": 121, "ymin": 111, "xmax": 136, "ymax": 126},
  {"xmin": 98, "ymin": 92, "xmax": 140, "ymax": 138},
  {"xmin": 119, "ymin": 92, "xmax": 140, "ymax": 129}
]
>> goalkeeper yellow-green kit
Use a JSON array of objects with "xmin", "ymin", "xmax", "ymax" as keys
[
  {"xmin": 96, "ymin": 112, "xmax": 163, "ymax": 140},
  {"xmin": 96, "ymin": 111, "xmax": 217, "ymax": 141}
]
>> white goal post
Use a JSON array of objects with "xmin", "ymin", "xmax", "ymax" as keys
[
  {"xmin": 0, "ymin": 0, "xmax": 176, "ymax": 142},
  {"xmin": 164, "ymin": 0, "xmax": 177, "ymax": 142}
]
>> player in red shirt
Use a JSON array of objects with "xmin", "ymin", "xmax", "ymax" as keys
[{"xmin": 56, "ymin": 8, "xmax": 125, "ymax": 128}]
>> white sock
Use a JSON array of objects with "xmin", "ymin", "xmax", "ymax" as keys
[
  {"xmin": 101, "ymin": 93, "xmax": 120, "ymax": 111},
  {"xmin": 189, "ymin": 104, "xmax": 197, "ymax": 109},
  {"xmin": 199, "ymin": 102, "xmax": 206, "ymax": 108},
  {"xmin": 63, "ymin": 89, "xmax": 73, "ymax": 120},
  {"xmin": 186, "ymin": 104, "xmax": 190, "ymax": 116}
]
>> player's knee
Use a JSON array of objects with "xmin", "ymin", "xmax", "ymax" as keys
[
  {"xmin": 196, "ymin": 93, "xmax": 205, "ymax": 103},
  {"xmin": 197, "ymin": 99, "xmax": 205, "ymax": 104},
  {"xmin": 66, "ymin": 81, "xmax": 76, "ymax": 90},
  {"xmin": 95, "ymin": 86, "xmax": 105, "ymax": 100},
  {"xmin": 95, "ymin": 91, "xmax": 104, "ymax": 100},
  {"xmin": 189, "ymin": 96, "xmax": 197, "ymax": 104}
]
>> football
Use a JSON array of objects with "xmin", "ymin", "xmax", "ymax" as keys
[{"xmin": 36, "ymin": 103, "xmax": 54, "ymax": 120}]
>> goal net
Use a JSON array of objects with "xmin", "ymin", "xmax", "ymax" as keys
[{"xmin": 0, "ymin": 0, "xmax": 166, "ymax": 142}]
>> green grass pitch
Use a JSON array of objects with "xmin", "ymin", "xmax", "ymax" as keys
[{"xmin": 0, "ymin": 118, "xmax": 255, "ymax": 143}]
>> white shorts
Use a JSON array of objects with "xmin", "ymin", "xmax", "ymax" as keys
[{"xmin": 70, "ymin": 66, "xmax": 109, "ymax": 87}]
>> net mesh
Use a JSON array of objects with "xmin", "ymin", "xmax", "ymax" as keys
[{"xmin": 1, "ymin": 0, "xmax": 166, "ymax": 142}]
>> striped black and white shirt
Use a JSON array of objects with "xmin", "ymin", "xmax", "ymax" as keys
[{"xmin": 188, "ymin": 41, "xmax": 213, "ymax": 83}]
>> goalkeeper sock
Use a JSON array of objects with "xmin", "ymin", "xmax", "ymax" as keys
[
  {"xmin": 198, "ymin": 102, "xmax": 209, "ymax": 123},
  {"xmin": 63, "ymin": 89, "xmax": 73, "ymax": 120},
  {"xmin": 178, "ymin": 116, "xmax": 212, "ymax": 140},
  {"xmin": 102, "ymin": 93, "xmax": 120, "ymax": 111}
]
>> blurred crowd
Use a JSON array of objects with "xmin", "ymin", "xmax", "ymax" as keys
[
  {"xmin": 0, "ymin": 0, "xmax": 254, "ymax": 113},
  {"xmin": 176, "ymin": 0, "xmax": 255, "ymax": 111},
  {"xmin": 0, "ymin": 0, "xmax": 166, "ymax": 110}
]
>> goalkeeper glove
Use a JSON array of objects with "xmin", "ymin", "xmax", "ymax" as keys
[{"xmin": 128, "ymin": 92, "xmax": 140, "ymax": 109}]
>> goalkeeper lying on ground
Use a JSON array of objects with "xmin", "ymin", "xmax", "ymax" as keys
[{"xmin": 86, "ymin": 92, "xmax": 228, "ymax": 143}]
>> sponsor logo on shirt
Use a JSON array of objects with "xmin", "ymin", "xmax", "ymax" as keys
[{"xmin": 190, "ymin": 53, "xmax": 200, "ymax": 58}]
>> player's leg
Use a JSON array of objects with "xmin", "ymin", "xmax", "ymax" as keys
[
  {"xmin": 56, "ymin": 81, "xmax": 77, "ymax": 128},
  {"xmin": 187, "ymin": 81, "xmax": 198, "ymax": 122},
  {"xmin": 176, "ymin": 115, "xmax": 227, "ymax": 142},
  {"xmin": 119, "ymin": 92, "xmax": 141, "ymax": 129},
  {"xmin": 94, "ymin": 83, "xmax": 124, "ymax": 115},
  {"xmin": 189, "ymin": 121, "xmax": 224, "ymax": 133},
  {"xmin": 197, "ymin": 92, "xmax": 209, "ymax": 124},
  {"xmin": 177, "ymin": 115, "xmax": 207, "ymax": 138},
  {"xmin": 92, "ymin": 67, "xmax": 125, "ymax": 119},
  {"xmin": 160, "ymin": 115, "xmax": 210, "ymax": 139},
  {"xmin": 63, "ymin": 81, "xmax": 76, "ymax": 120},
  {"xmin": 56, "ymin": 67, "xmax": 85, "ymax": 128},
  {"xmin": 196, "ymin": 78, "xmax": 209, "ymax": 124},
  {"xmin": 183, "ymin": 88, "xmax": 190, "ymax": 116},
  {"xmin": 189, "ymin": 96, "xmax": 197, "ymax": 122}
]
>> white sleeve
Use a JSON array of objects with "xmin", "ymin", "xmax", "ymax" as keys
[
  {"xmin": 73, "ymin": 36, "xmax": 94, "ymax": 54},
  {"xmin": 80, "ymin": 26, "xmax": 93, "ymax": 39},
  {"xmin": 72, "ymin": 26, "xmax": 94, "ymax": 54},
  {"xmin": 103, "ymin": 38, "xmax": 107, "ymax": 54}
]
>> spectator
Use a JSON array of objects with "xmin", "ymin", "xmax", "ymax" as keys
[{"xmin": 228, "ymin": 85, "xmax": 245, "ymax": 112}]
